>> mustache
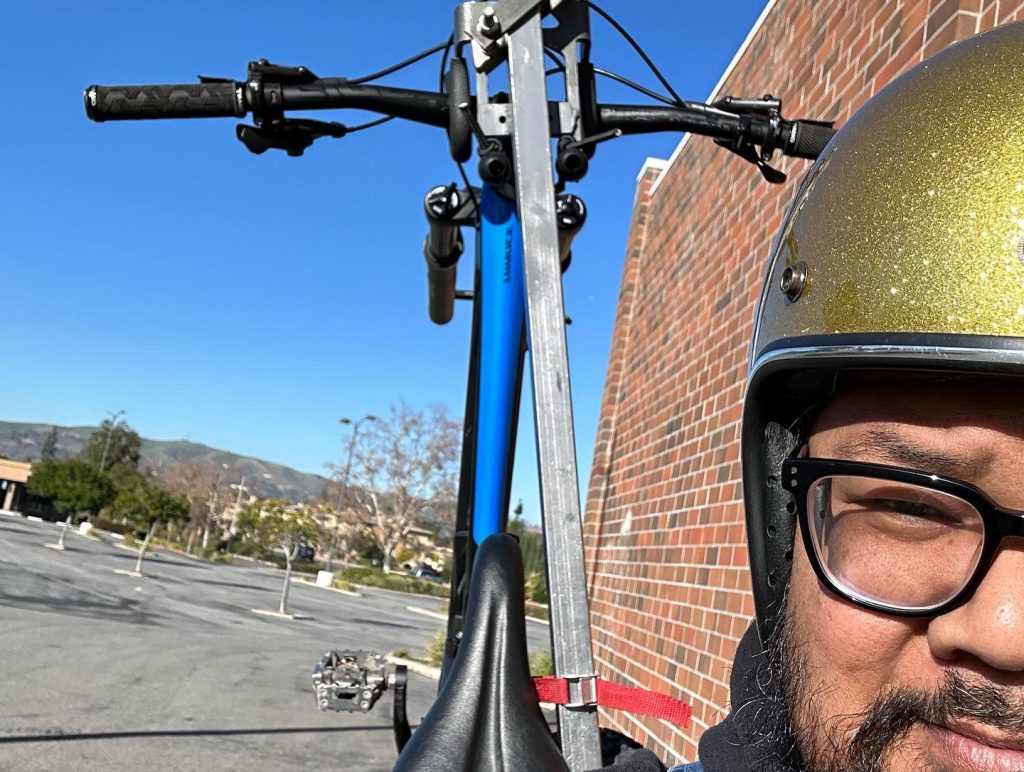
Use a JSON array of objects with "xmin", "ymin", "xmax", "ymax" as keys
[{"xmin": 840, "ymin": 670, "xmax": 1024, "ymax": 771}]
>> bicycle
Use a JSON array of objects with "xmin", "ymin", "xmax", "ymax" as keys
[{"xmin": 84, "ymin": 2, "xmax": 834, "ymax": 769}]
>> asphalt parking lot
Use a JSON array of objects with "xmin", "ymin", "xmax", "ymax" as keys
[{"xmin": 0, "ymin": 516, "xmax": 550, "ymax": 771}]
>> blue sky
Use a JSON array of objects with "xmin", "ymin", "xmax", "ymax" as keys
[{"xmin": 3, "ymin": 1, "xmax": 767, "ymax": 523}]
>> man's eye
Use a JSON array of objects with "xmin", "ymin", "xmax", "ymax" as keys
[{"xmin": 864, "ymin": 498, "xmax": 952, "ymax": 522}]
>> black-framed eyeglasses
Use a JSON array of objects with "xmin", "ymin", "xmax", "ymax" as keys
[{"xmin": 784, "ymin": 457, "xmax": 1024, "ymax": 616}]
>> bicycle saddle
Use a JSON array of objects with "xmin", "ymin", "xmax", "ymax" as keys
[{"xmin": 392, "ymin": 533, "xmax": 569, "ymax": 772}]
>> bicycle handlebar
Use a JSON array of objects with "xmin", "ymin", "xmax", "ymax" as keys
[
  {"xmin": 85, "ymin": 75, "xmax": 834, "ymax": 159},
  {"xmin": 597, "ymin": 104, "xmax": 833, "ymax": 160},
  {"xmin": 86, "ymin": 80, "xmax": 449, "ymax": 128}
]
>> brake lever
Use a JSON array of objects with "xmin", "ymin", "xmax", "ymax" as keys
[
  {"xmin": 236, "ymin": 118, "xmax": 349, "ymax": 156},
  {"xmin": 714, "ymin": 138, "xmax": 787, "ymax": 184}
]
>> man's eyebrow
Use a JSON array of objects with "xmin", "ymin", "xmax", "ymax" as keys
[{"xmin": 832, "ymin": 427, "xmax": 988, "ymax": 479}]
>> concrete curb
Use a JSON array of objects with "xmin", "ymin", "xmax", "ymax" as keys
[
  {"xmin": 290, "ymin": 577, "xmax": 362, "ymax": 597},
  {"xmin": 115, "ymin": 543, "xmax": 149, "ymax": 553},
  {"xmin": 113, "ymin": 569, "xmax": 145, "ymax": 578},
  {"xmin": 385, "ymin": 654, "xmax": 555, "ymax": 713},
  {"xmin": 250, "ymin": 608, "xmax": 313, "ymax": 620},
  {"xmin": 403, "ymin": 602, "xmax": 549, "ymax": 627},
  {"xmin": 388, "ymin": 655, "xmax": 441, "ymax": 681},
  {"xmin": 350, "ymin": 584, "xmax": 449, "ymax": 602},
  {"xmin": 0, "ymin": 509, "xmax": 24, "ymax": 518},
  {"xmin": 43, "ymin": 543, "xmax": 66, "ymax": 551},
  {"xmin": 405, "ymin": 605, "xmax": 447, "ymax": 622}
]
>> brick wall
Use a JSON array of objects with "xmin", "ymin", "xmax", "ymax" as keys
[{"xmin": 582, "ymin": 0, "xmax": 1024, "ymax": 763}]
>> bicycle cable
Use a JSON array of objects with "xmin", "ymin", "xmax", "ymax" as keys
[
  {"xmin": 350, "ymin": 39, "xmax": 450, "ymax": 86},
  {"xmin": 544, "ymin": 47, "xmax": 567, "ymax": 71},
  {"xmin": 580, "ymin": 0, "xmax": 685, "ymax": 107},
  {"xmin": 438, "ymin": 35, "xmax": 454, "ymax": 92},
  {"xmin": 593, "ymin": 67, "xmax": 678, "ymax": 106},
  {"xmin": 346, "ymin": 115, "xmax": 396, "ymax": 133}
]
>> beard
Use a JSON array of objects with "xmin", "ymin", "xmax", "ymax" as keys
[{"xmin": 753, "ymin": 593, "xmax": 1024, "ymax": 771}]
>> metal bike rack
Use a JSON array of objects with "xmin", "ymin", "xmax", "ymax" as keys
[{"xmin": 458, "ymin": 3, "xmax": 601, "ymax": 768}]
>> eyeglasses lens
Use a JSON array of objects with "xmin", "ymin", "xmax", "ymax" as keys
[{"xmin": 807, "ymin": 476, "xmax": 985, "ymax": 611}]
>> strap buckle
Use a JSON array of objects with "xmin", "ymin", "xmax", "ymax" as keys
[{"xmin": 563, "ymin": 674, "xmax": 599, "ymax": 708}]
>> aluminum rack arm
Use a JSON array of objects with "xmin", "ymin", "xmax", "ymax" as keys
[{"xmin": 506, "ymin": 12, "xmax": 601, "ymax": 772}]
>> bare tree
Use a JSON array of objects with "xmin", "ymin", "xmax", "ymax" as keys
[
  {"xmin": 153, "ymin": 460, "xmax": 225, "ymax": 552},
  {"xmin": 343, "ymin": 403, "xmax": 459, "ymax": 572}
]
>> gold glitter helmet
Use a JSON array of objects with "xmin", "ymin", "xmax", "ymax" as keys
[{"xmin": 742, "ymin": 22, "xmax": 1024, "ymax": 644}]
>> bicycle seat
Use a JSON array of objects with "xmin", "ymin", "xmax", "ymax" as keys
[{"xmin": 392, "ymin": 533, "xmax": 568, "ymax": 772}]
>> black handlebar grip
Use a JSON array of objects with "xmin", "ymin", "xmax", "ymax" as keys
[
  {"xmin": 787, "ymin": 121, "xmax": 837, "ymax": 159},
  {"xmin": 84, "ymin": 82, "xmax": 245, "ymax": 122}
]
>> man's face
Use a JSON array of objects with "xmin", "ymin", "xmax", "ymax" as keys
[{"xmin": 786, "ymin": 378, "xmax": 1024, "ymax": 771}]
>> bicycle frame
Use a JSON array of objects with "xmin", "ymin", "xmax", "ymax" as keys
[{"xmin": 444, "ymin": 187, "xmax": 527, "ymax": 680}]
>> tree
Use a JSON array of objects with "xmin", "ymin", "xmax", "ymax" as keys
[
  {"xmin": 111, "ymin": 477, "xmax": 189, "ymax": 574},
  {"xmin": 153, "ymin": 460, "xmax": 226, "ymax": 552},
  {"xmin": 27, "ymin": 459, "xmax": 116, "ymax": 519},
  {"xmin": 40, "ymin": 427, "xmax": 59, "ymax": 462},
  {"xmin": 341, "ymin": 402, "xmax": 460, "ymax": 572},
  {"xmin": 237, "ymin": 499, "xmax": 321, "ymax": 614},
  {"xmin": 81, "ymin": 419, "xmax": 141, "ymax": 485},
  {"xmin": 507, "ymin": 510, "xmax": 549, "ymax": 604}
]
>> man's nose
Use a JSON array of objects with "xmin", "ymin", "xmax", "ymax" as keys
[{"xmin": 928, "ymin": 539, "xmax": 1024, "ymax": 672}]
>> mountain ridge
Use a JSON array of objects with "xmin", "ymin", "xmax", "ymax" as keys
[{"xmin": 0, "ymin": 421, "xmax": 330, "ymax": 503}]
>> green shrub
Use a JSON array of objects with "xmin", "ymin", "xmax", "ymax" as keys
[
  {"xmin": 266, "ymin": 554, "xmax": 319, "ymax": 574},
  {"xmin": 529, "ymin": 649, "xmax": 553, "ymax": 677},
  {"xmin": 335, "ymin": 566, "xmax": 448, "ymax": 598},
  {"xmin": 210, "ymin": 552, "xmax": 234, "ymax": 564},
  {"xmin": 90, "ymin": 518, "xmax": 135, "ymax": 536},
  {"xmin": 423, "ymin": 628, "xmax": 446, "ymax": 668},
  {"xmin": 524, "ymin": 603, "xmax": 549, "ymax": 622}
]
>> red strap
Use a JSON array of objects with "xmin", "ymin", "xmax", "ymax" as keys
[{"xmin": 533, "ymin": 676, "xmax": 692, "ymax": 727}]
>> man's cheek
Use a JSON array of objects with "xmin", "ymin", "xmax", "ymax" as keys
[{"xmin": 789, "ymin": 539, "xmax": 919, "ymax": 721}]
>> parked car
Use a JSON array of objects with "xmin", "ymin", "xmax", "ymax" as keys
[
  {"xmin": 296, "ymin": 544, "xmax": 315, "ymax": 561},
  {"xmin": 412, "ymin": 565, "xmax": 443, "ymax": 583}
]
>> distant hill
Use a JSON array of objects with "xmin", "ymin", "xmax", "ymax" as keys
[{"xmin": 0, "ymin": 421, "xmax": 330, "ymax": 504}]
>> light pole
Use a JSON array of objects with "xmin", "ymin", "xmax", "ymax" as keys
[
  {"xmin": 231, "ymin": 472, "xmax": 273, "ymax": 508},
  {"xmin": 99, "ymin": 409, "xmax": 126, "ymax": 473},
  {"xmin": 227, "ymin": 472, "xmax": 271, "ymax": 542},
  {"xmin": 199, "ymin": 462, "xmax": 229, "ymax": 552},
  {"xmin": 232, "ymin": 474, "xmax": 248, "ymax": 509},
  {"xmin": 326, "ymin": 414, "xmax": 376, "ymax": 570}
]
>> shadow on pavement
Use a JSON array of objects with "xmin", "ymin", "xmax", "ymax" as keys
[
  {"xmin": 0, "ymin": 725, "xmax": 396, "ymax": 743},
  {"xmin": 191, "ymin": 578, "xmax": 276, "ymax": 593},
  {"xmin": 109, "ymin": 552, "xmax": 212, "ymax": 571},
  {"xmin": 0, "ymin": 566, "xmax": 161, "ymax": 626},
  {"xmin": 348, "ymin": 618, "xmax": 418, "ymax": 631}
]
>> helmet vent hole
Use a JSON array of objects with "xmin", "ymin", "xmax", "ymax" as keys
[
  {"xmin": 767, "ymin": 524, "xmax": 777, "ymax": 538},
  {"xmin": 785, "ymin": 549, "xmax": 793, "ymax": 562},
  {"xmin": 786, "ymin": 500, "xmax": 797, "ymax": 515},
  {"xmin": 766, "ymin": 475, "xmax": 778, "ymax": 488},
  {"xmin": 767, "ymin": 572, "xmax": 776, "ymax": 587}
]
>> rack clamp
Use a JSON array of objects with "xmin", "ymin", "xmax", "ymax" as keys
[{"xmin": 460, "ymin": 0, "xmax": 570, "ymax": 73}]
